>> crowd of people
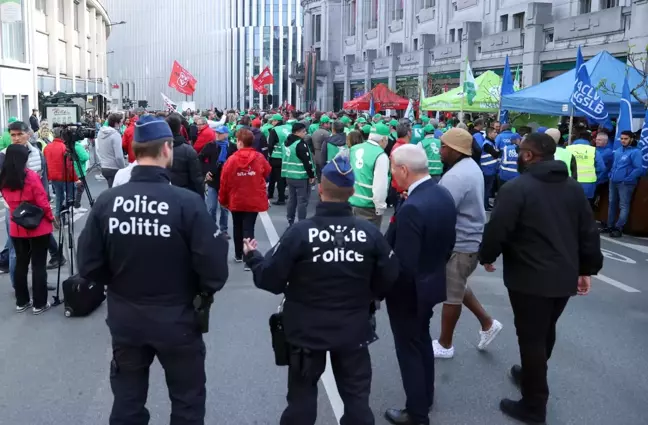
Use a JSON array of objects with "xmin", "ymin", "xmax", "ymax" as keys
[{"xmin": 0, "ymin": 104, "xmax": 610, "ymax": 425}]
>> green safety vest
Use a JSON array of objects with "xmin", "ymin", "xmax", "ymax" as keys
[
  {"xmin": 326, "ymin": 142, "xmax": 346, "ymax": 162},
  {"xmin": 271, "ymin": 125, "xmax": 292, "ymax": 159},
  {"xmin": 344, "ymin": 127, "xmax": 351, "ymax": 135},
  {"xmin": 261, "ymin": 123, "xmax": 273, "ymax": 140},
  {"xmin": 420, "ymin": 136, "xmax": 443, "ymax": 176},
  {"xmin": 308, "ymin": 122, "xmax": 319, "ymax": 135},
  {"xmin": 281, "ymin": 139, "xmax": 314, "ymax": 179},
  {"xmin": 349, "ymin": 141, "xmax": 385, "ymax": 209},
  {"xmin": 411, "ymin": 126, "xmax": 424, "ymax": 144},
  {"xmin": 553, "ymin": 147, "xmax": 573, "ymax": 177},
  {"xmin": 566, "ymin": 144, "xmax": 596, "ymax": 183}
]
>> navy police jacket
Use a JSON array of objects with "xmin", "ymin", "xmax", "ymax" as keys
[
  {"xmin": 245, "ymin": 201, "xmax": 399, "ymax": 351},
  {"xmin": 78, "ymin": 166, "xmax": 229, "ymax": 344}
]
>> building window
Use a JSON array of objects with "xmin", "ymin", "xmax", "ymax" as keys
[
  {"xmin": 313, "ymin": 14, "xmax": 321, "ymax": 43},
  {"xmin": 421, "ymin": 0, "xmax": 436, "ymax": 9},
  {"xmin": 58, "ymin": 0, "xmax": 65, "ymax": 23},
  {"xmin": 449, "ymin": 29, "xmax": 455, "ymax": 43},
  {"xmin": 545, "ymin": 30, "xmax": 554, "ymax": 43},
  {"xmin": 601, "ymin": 0, "xmax": 618, "ymax": 9},
  {"xmin": 386, "ymin": 45, "xmax": 390, "ymax": 55},
  {"xmin": 513, "ymin": 12, "xmax": 525, "ymax": 29},
  {"xmin": 0, "ymin": 0, "xmax": 26, "ymax": 62},
  {"xmin": 457, "ymin": 28, "xmax": 463, "ymax": 41},
  {"xmin": 74, "ymin": 1, "xmax": 80, "ymax": 30},
  {"xmin": 345, "ymin": 0, "xmax": 356, "ymax": 36},
  {"xmin": 393, "ymin": 0, "xmax": 404, "ymax": 21},
  {"xmin": 579, "ymin": 0, "xmax": 592, "ymax": 14},
  {"xmin": 365, "ymin": 0, "xmax": 377, "ymax": 30},
  {"xmin": 500, "ymin": 14, "xmax": 508, "ymax": 32},
  {"xmin": 413, "ymin": 38, "xmax": 419, "ymax": 50},
  {"xmin": 36, "ymin": 0, "xmax": 46, "ymax": 14}
]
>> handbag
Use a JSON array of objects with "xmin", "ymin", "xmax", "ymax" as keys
[
  {"xmin": 11, "ymin": 186, "xmax": 44, "ymax": 230},
  {"xmin": 269, "ymin": 298, "xmax": 290, "ymax": 366}
]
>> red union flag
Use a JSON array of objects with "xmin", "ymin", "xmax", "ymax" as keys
[
  {"xmin": 168, "ymin": 60, "xmax": 197, "ymax": 95},
  {"xmin": 256, "ymin": 66, "xmax": 274, "ymax": 86},
  {"xmin": 251, "ymin": 76, "xmax": 268, "ymax": 94}
]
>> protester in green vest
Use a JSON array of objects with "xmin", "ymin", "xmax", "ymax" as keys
[
  {"xmin": 260, "ymin": 118, "xmax": 273, "ymax": 140},
  {"xmin": 372, "ymin": 113, "xmax": 383, "ymax": 125},
  {"xmin": 348, "ymin": 123, "xmax": 390, "ymax": 227},
  {"xmin": 281, "ymin": 122, "xmax": 315, "ymax": 225},
  {"xmin": 545, "ymin": 128, "xmax": 578, "ymax": 179},
  {"xmin": 565, "ymin": 129, "xmax": 606, "ymax": 203},
  {"xmin": 421, "ymin": 115, "xmax": 430, "ymax": 125},
  {"xmin": 361, "ymin": 125, "xmax": 371, "ymax": 140},
  {"xmin": 308, "ymin": 111, "xmax": 322, "ymax": 135},
  {"xmin": 267, "ymin": 114, "xmax": 290, "ymax": 205},
  {"xmin": 321, "ymin": 120, "xmax": 348, "ymax": 165},
  {"xmin": 420, "ymin": 124, "xmax": 443, "ymax": 182},
  {"xmin": 389, "ymin": 119, "xmax": 399, "ymax": 145},
  {"xmin": 411, "ymin": 122, "xmax": 425, "ymax": 144},
  {"xmin": 0, "ymin": 116, "xmax": 18, "ymax": 150}
]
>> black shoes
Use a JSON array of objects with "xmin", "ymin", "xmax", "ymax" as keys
[
  {"xmin": 272, "ymin": 200, "xmax": 286, "ymax": 206},
  {"xmin": 384, "ymin": 408, "xmax": 430, "ymax": 425},
  {"xmin": 609, "ymin": 228, "xmax": 623, "ymax": 238},
  {"xmin": 499, "ymin": 399, "xmax": 546, "ymax": 424},
  {"xmin": 47, "ymin": 255, "xmax": 66, "ymax": 270}
]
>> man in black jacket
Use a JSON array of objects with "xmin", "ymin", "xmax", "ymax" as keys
[
  {"xmin": 166, "ymin": 114, "xmax": 204, "ymax": 198},
  {"xmin": 479, "ymin": 132, "xmax": 603, "ymax": 425},
  {"xmin": 243, "ymin": 155, "xmax": 398, "ymax": 425},
  {"xmin": 77, "ymin": 115, "xmax": 229, "ymax": 425}
]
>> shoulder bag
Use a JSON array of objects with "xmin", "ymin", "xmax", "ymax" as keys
[{"xmin": 12, "ymin": 185, "xmax": 44, "ymax": 230}]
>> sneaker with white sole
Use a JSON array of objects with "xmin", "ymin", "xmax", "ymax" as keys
[
  {"xmin": 433, "ymin": 339, "xmax": 455, "ymax": 359},
  {"xmin": 33, "ymin": 303, "xmax": 51, "ymax": 315},
  {"xmin": 16, "ymin": 300, "xmax": 33, "ymax": 313},
  {"xmin": 477, "ymin": 319, "xmax": 503, "ymax": 351},
  {"xmin": 75, "ymin": 207, "xmax": 89, "ymax": 213}
]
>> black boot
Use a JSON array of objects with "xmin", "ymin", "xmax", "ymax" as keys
[
  {"xmin": 499, "ymin": 399, "xmax": 546, "ymax": 424},
  {"xmin": 47, "ymin": 253, "xmax": 67, "ymax": 270}
]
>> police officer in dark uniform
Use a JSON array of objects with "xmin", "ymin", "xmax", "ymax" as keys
[
  {"xmin": 77, "ymin": 115, "xmax": 229, "ymax": 425},
  {"xmin": 243, "ymin": 155, "xmax": 399, "ymax": 425}
]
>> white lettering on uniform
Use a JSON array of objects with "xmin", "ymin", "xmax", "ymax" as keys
[
  {"xmin": 309, "ymin": 225, "xmax": 367, "ymax": 263},
  {"xmin": 108, "ymin": 195, "xmax": 172, "ymax": 238}
]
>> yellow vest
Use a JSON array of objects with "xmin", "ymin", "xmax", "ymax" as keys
[
  {"xmin": 566, "ymin": 144, "xmax": 596, "ymax": 183},
  {"xmin": 554, "ymin": 148, "xmax": 573, "ymax": 177}
]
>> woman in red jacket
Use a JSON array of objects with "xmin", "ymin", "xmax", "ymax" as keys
[
  {"xmin": 0, "ymin": 144, "xmax": 55, "ymax": 314},
  {"xmin": 219, "ymin": 128, "xmax": 271, "ymax": 267}
]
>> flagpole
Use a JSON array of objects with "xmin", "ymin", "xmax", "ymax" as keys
[{"xmin": 568, "ymin": 107, "xmax": 574, "ymax": 145}]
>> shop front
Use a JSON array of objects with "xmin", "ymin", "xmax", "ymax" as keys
[
  {"xmin": 396, "ymin": 76, "xmax": 419, "ymax": 99},
  {"xmin": 350, "ymin": 80, "xmax": 366, "ymax": 99},
  {"xmin": 370, "ymin": 78, "xmax": 388, "ymax": 89},
  {"xmin": 427, "ymin": 71, "xmax": 460, "ymax": 97},
  {"xmin": 333, "ymin": 83, "xmax": 345, "ymax": 111}
]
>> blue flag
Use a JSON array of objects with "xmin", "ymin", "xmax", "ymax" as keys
[
  {"xmin": 614, "ymin": 77, "xmax": 633, "ymax": 150},
  {"xmin": 639, "ymin": 109, "xmax": 648, "ymax": 174},
  {"xmin": 499, "ymin": 56, "xmax": 514, "ymax": 124},
  {"xmin": 570, "ymin": 46, "xmax": 608, "ymax": 122}
]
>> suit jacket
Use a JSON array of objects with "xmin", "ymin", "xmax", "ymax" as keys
[{"xmin": 385, "ymin": 179, "xmax": 457, "ymax": 316}]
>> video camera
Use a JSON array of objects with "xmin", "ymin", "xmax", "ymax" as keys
[{"xmin": 52, "ymin": 123, "xmax": 96, "ymax": 150}]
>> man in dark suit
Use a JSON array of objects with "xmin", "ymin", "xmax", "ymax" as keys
[{"xmin": 384, "ymin": 144, "xmax": 457, "ymax": 425}]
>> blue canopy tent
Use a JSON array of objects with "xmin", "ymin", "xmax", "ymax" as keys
[{"xmin": 501, "ymin": 51, "xmax": 647, "ymax": 117}]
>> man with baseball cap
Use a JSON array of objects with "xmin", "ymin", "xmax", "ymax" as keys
[
  {"xmin": 432, "ymin": 128, "xmax": 503, "ymax": 361},
  {"xmin": 78, "ymin": 115, "xmax": 229, "ymax": 425},
  {"xmin": 267, "ymin": 114, "xmax": 290, "ymax": 205}
]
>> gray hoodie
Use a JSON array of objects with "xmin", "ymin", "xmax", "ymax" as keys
[{"xmin": 96, "ymin": 126, "xmax": 126, "ymax": 170}]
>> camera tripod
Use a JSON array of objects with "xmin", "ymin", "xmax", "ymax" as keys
[{"xmin": 51, "ymin": 147, "xmax": 95, "ymax": 307}]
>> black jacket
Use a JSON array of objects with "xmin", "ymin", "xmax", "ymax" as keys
[
  {"xmin": 245, "ymin": 202, "xmax": 399, "ymax": 350},
  {"xmin": 198, "ymin": 140, "xmax": 237, "ymax": 189},
  {"xmin": 285, "ymin": 134, "xmax": 315, "ymax": 179},
  {"xmin": 170, "ymin": 134, "xmax": 204, "ymax": 198},
  {"xmin": 77, "ymin": 166, "xmax": 229, "ymax": 344},
  {"xmin": 189, "ymin": 123, "xmax": 198, "ymax": 144},
  {"xmin": 479, "ymin": 160, "xmax": 603, "ymax": 298},
  {"xmin": 250, "ymin": 127, "xmax": 269, "ymax": 159},
  {"xmin": 267, "ymin": 126, "xmax": 281, "ymax": 158}
]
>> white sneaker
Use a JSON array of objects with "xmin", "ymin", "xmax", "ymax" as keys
[
  {"xmin": 477, "ymin": 319, "xmax": 503, "ymax": 351},
  {"xmin": 75, "ymin": 207, "xmax": 89, "ymax": 213},
  {"xmin": 433, "ymin": 339, "xmax": 455, "ymax": 359}
]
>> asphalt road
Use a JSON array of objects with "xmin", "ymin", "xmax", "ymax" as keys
[{"xmin": 1, "ymin": 171, "xmax": 647, "ymax": 425}]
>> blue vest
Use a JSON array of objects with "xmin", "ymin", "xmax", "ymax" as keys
[
  {"xmin": 480, "ymin": 140, "xmax": 498, "ymax": 176},
  {"xmin": 499, "ymin": 145, "xmax": 519, "ymax": 181}
]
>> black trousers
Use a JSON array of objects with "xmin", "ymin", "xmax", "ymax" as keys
[
  {"xmin": 232, "ymin": 211, "xmax": 258, "ymax": 258},
  {"xmin": 280, "ymin": 346, "xmax": 373, "ymax": 425},
  {"xmin": 386, "ymin": 300, "xmax": 435, "ymax": 425},
  {"xmin": 13, "ymin": 234, "xmax": 49, "ymax": 308},
  {"xmin": 109, "ymin": 337, "xmax": 206, "ymax": 425},
  {"xmin": 508, "ymin": 290, "xmax": 569, "ymax": 415},
  {"xmin": 102, "ymin": 168, "xmax": 118, "ymax": 188},
  {"xmin": 268, "ymin": 158, "xmax": 286, "ymax": 201}
]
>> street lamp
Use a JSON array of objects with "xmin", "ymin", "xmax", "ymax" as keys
[{"xmin": 107, "ymin": 21, "xmax": 126, "ymax": 27}]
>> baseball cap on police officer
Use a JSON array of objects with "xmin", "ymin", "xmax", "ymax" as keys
[
  {"xmin": 133, "ymin": 115, "xmax": 174, "ymax": 163},
  {"xmin": 319, "ymin": 155, "xmax": 355, "ymax": 201}
]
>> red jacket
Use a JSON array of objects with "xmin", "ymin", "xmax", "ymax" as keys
[
  {"xmin": 390, "ymin": 138, "xmax": 409, "ymax": 192},
  {"xmin": 2, "ymin": 169, "xmax": 54, "ymax": 238},
  {"xmin": 194, "ymin": 126, "xmax": 216, "ymax": 154},
  {"xmin": 122, "ymin": 121, "xmax": 136, "ymax": 163},
  {"xmin": 43, "ymin": 139, "xmax": 77, "ymax": 182},
  {"xmin": 219, "ymin": 147, "xmax": 271, "ymax": 212}
]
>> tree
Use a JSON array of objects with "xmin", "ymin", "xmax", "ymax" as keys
[{"xmin": 597, "ymin": 45, "xmax": 648, "ymax": 108}]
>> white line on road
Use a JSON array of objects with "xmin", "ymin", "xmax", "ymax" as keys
[
  {"xmin": 601, "ymin": 236, "xmax": 648, "ymax": 255},
  {"xmin": 595, "ymin": 274, "xmax": 641, "ymax": 293},
  {"xmin": 258, "ymin": 211, "xmax": 344, "ymax": 424}
]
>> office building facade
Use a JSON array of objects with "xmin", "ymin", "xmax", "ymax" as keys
[
  {"xmin": 302, "ymin": 0, "xmax": 648, "ymax": 111},
  {"xmin": 0, "ymin": 0, "xmax": 111, "ymax": 128},
  {"xmin": 104, "ymin": 0, "xmax": 303, "ymax": 111}
]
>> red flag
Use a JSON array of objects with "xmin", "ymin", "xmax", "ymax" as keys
[
  {"xmin": 168, "ymin": 60, "xmax": 197, "ymax": 95},
  {"xmin": 252, "ymin": 76, "xmax": 269, "ymax": 94},
  {"xmin": 256, "ymin": 66, "xmax": 275, "ymax": 85}
]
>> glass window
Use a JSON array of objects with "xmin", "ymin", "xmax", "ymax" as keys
[
  {"xmin": 345, "ymin": 0, "xmax": 356, "ymax": 36},
  {"xmin": 513, "ymin": 12, "xmax": 524, "ymax": 29},
  {"xmin": 74, "ymin": 2, "xmax": 80, "ymax": 30},
  {"xmin": 36, "ymin": 0, "xmax": 47, "ymax": 14},
  {"xmin": 313, "ymin": 14, "xmax": 321, "ymax": 43},
  {"xmin": 579, "ymin": 0, "xmax": 591, "ymax": 14},
  {"xmin": 421, "ymin": 0, "xmax": 436, "ymax": 9},
  {"xmin": 601, "ymin": 0, "xmax": 619, "ymax": 8},
  {"xmin": 58, "ymin": 0, "xmax": 65, "ymax": 23},
  {"xmin": 500, "ymin": 15, "xmax": 508, "ymax": 32},
  {"xmin": 0, "ymin": 0, "xmax": 26, "ymax": 62}
]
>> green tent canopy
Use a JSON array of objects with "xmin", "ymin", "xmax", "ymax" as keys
[{"xmin": 421, "ymin": 70, "xmax": 502, "ymax": 112}]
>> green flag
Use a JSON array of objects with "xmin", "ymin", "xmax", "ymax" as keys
[
  {"xmin": 513, "ymin": 65, "xmax": 521, "ymax": 91},
  {"xmin": 463, "ymin": 59, "xmax": 476, "ymax": 106}
]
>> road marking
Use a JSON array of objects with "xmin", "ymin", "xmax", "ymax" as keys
[
  {"xmin": 600, "ymin": 248, "xmax": 636, "ymax": 264},
  {"xmin": 259, "ymin": 211, "xmax": 344, "ymax": 424},
  {"xmin": 595, "ymin": 274, "xmax": 641, "ymax": 293},
  {"xmin": 601, "ymin": 236, "xmax": 648, "ymax": 255}
]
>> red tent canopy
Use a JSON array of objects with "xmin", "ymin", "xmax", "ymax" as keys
[{"xmin": 343, "ymin": 83, "xmax": 410, "ymax": 111}]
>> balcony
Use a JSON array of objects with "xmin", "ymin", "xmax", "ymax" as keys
[
  {"xmin": 432, "ymin": 42, "xmax": 462, "ymax": 60},
  {"xmin": 554, "ymin": 7, "xmax": 624, "ymax": 42},
  {"xmin": 480, "ymin": 28, "xmax": 524, "ymax": 54}
]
